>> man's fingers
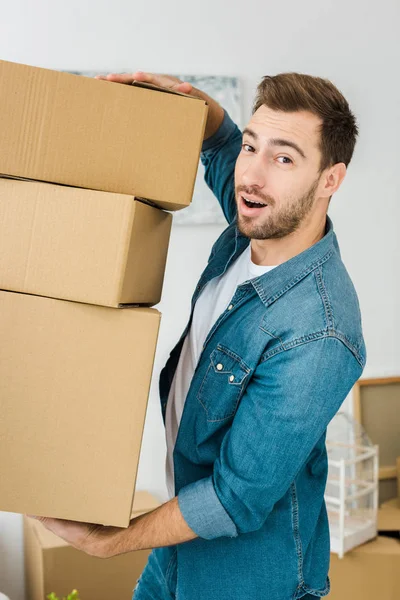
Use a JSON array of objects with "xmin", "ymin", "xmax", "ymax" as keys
[
  {"xmin": 94, "ymin": 72, "xmax": 193, "ymax": 94},
  {"xmin": 130, "ymin": 71, "xmax": 154, "ymax": 83},
  {"xmin": 93, "ymin": 73, "xmax": 134, "ymax": 84},
  {"xmin": 94, "ymin": 72, "xmax": 154, "ymax": 85},
  {"xmin": 108, "ymin": 73, "xmax": 137, "ymax": 83},
  {"xmin": 175, "ymin": 82, "xmax": 193, "ymax": 94},
  {"xmin": 140, "ymin": 73, "xmax": 193, "ymax": 93}
]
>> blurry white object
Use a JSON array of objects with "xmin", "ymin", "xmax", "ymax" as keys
[
  {"xmin": 325, "ymin": 412, "xmax": 378, "ymax": 558},
  {"xmin": 0, "ymin": 593, "xmax": 11, "ymax": 600}
]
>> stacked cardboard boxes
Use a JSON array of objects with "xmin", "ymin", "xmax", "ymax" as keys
[{"xmin": 0, "ymin": 59, "xmax": 208, "ymax": 529}]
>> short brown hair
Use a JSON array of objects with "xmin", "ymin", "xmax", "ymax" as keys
[{"xmin": 253, "ymin": 73, "xmax": 358, "ymax": 171}]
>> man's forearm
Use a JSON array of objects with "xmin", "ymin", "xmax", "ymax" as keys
[
  {"xmin": 109, "ymin": 496, "xmax": 198, "ymax": 556},
  {"xmin": 191, "ymin": 87, "xmax": 225, "ymax": 140}
]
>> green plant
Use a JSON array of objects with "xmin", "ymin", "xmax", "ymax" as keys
[{"xmin": 47, "ymin": 590, "xmax": 80, "ymax": 600}]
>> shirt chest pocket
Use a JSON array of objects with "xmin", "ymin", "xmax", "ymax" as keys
[{"xmin": 197, "ymin": 345, "xmax": 251, "ymax": 422}]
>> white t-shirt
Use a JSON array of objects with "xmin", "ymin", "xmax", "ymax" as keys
[{"xmin": 165, "ymin": 245, "xmax": 276, "ymax": 498}]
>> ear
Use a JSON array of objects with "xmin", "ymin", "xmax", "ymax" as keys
[{"xmin": 319, "ymin": 163, "xmax": 347, "ymax": 198}]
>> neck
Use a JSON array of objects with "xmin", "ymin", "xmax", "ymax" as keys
[{"xmin": 250, "ymin": 214, "xmax": 327, "ymax": 266}]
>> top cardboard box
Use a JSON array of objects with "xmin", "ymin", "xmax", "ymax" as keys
[{"xmin": 0, "ymin": 59, "xmax": 208, "ymax": 210}]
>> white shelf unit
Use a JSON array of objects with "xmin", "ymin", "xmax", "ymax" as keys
[{"xmin": 325, "ymin": 413, "xmax": 379, "ymax": 558}]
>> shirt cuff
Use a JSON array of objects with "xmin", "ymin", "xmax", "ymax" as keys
[
  {"xmin": 178, "ymin": 476, "xmax": 238, "ymax": 540},
  {"xmin": 201, "ymin": 109, "xmax": 239, "ymax": 153}
]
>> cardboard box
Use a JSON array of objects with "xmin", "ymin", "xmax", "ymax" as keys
[
  {"xmin": 0, "ymin": 290, "xmax": 160, "ymax": 527},
  {"xmin": 0, "ymin": 177, "xmax": 172, "ymax": 307},
  {"xmin": 329, "ymin": 537, "xmax": 400, "ymax": 600},
  {"xmin": 23, "ymin": 491, "xmax": 160, "ymax": 600},
  {"xmin": 378, "ymin": 498, "xmax": 400, "ymax": 531},
  {"xmin": 0, "ymin": 59, "xmax": 208, "ymax": 210},
  {"xmin": 379, "ymin": 477, "xmax": 399, "ymax": 505}
]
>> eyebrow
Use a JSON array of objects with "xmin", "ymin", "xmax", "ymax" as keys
[{"xmin": 242, "ymin": 127, "xmax": 307, "ymax": 159}]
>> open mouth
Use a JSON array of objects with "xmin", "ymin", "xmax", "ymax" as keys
[{"xmin": 241, "ymin": 195, "xmax": 268, "ymax": 209}]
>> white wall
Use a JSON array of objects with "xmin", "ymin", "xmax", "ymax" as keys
[{"xmin": 1, "ymin": 1, "xmax": 399, "ymax": 598}]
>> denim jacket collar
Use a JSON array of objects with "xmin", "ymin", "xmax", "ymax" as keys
[{"xmin": 233, "ymin": 215, "xmax": 338, "ymax": 308}]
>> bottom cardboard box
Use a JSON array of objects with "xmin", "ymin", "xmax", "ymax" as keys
[
  {"xmin": 378, "ymin": 498, "xmax": 400, "ymax": 531},
  {"xmin": 24, "ymin": 491, "xmax": 160, "ymax": 600},
  {"xmin": 328, "ymin": 536, "xmax": 400, "ymax": 600},
  {"xmin": 0, "ymin": 291, "xmax": 160, "ymax": 527}
]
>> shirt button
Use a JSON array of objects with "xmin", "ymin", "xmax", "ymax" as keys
[
  {"xmin": 228, "ymin": 304, "xmax": 233, "ymax": 310},
  {"xmin": 229, "ymin": 375, "xmax": 235, "ymax": 382},
  {"xmin": 216, "ymin": 363, "xmax": 223, "ymax": 371}
]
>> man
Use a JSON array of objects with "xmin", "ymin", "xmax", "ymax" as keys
[{"xmin": 33, "ymin": 71, "xmax": 366, "ymax": 600}]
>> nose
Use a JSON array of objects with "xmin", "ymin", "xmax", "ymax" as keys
[{"xmin": 240, "ymin": 154, "xmax": 266, "ymax": 189}]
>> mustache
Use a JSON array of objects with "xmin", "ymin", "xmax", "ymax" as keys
[{"xmin": 236, "ymin": 186, "xmax": 275, "ymax": 206}]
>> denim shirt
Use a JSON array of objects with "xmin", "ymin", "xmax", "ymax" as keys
[{"xmin": 158, "ymin": 111, "xmax": 366, "ymax": 600}]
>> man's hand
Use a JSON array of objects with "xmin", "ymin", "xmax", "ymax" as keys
[
  {"xmin": 95, "ymin": 71, "xmax": 193, "ymax": 95},
  {"xmin": 27, "ymin": 496, "xmax": 197, "ymax": 559},
  {"xmin": 95, "ymin": 70, "xmax": 225, "ymax": 140},
  {"xmin": 27, "ymin": 515, "xmax": 121, "ymax": 558}
]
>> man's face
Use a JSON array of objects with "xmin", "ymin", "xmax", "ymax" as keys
[{"xmin": 234, "ymin": 105, "xmax": 325, "ymax": 240}]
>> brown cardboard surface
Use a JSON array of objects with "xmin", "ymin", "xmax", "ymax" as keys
[
  {"xmin": 378, "ymin": 498, "xmax": 400, "ymax": 531},
  {"xmin": 130, "ymin": 490, "xmax": 161, "ymax": 517},
  {"xmin": 354, "ymin": 378, "xmax": 400, "ymax": 471},
  {"xmin": 379, "ymin": 477, "xmax": 399, "ymax": 505},
  {"xmin": 329, "ymin": 537, "xmax": 400, "ymax": 600},
  {"xmin": 0, "ymin": 291, "xmax": 161, "ymax": 527},
  {"xmin": 24, "ymin": 492, "xmax": 160, "ymax": 600},
  {"xmin": 29, "ymin": 491, "xmax": 161, "ymax": 551},
  {"xmin": 0, "ymin": 59, "xmax": 208, "ymax": 210},
  {"xmin": 362, "ymin": 381, "xmax": 400, "ymax": 466},
  {"xmin": 397, "ymin": 456, "xmax": 400, "ymax": 497},
  {"xmin": 0, "ymin": 177, "xmax": 172, "ymax": 307}
]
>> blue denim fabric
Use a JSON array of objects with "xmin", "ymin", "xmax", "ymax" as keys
[
  {"xmin": 154, "ymin": 110, "xmax": 366, "ymax": 600},
  {"xmin": 133, "ymin": 546, "xmax": 177, "ymax": 599}
]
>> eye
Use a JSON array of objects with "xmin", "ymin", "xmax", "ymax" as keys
[
  {"xmin": 277, "ymin": 156, "xmax": 293, "ymax": 164},
  {"xmin": 241, "ymin": 143, "xmax": 254, "ymax": 152}
]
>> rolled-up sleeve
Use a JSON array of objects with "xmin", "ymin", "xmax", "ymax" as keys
[
  {"xmin": 200, "ymin": 110, "xmax": 242, "ymax": 225},
  {"xmin": 178, "ymin": 336, "xmax": 363, "ymax": 539},
  {"xmin": 178, "ymin": 476, "xmax": 238, "ymax": 539}
]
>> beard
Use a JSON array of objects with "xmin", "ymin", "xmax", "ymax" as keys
[{"xmin": 236, "ymin": 177, "xmax": 320, "ymax": 240}]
